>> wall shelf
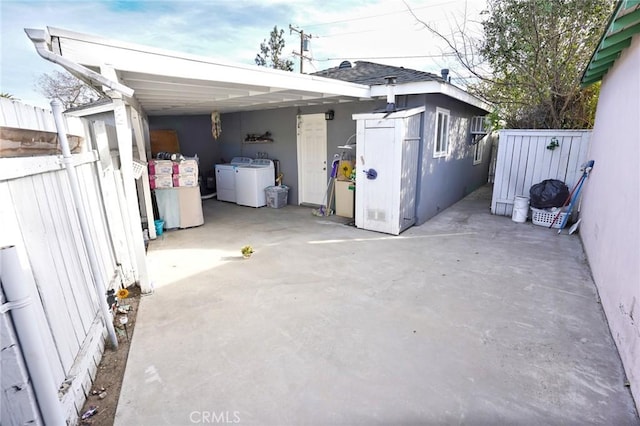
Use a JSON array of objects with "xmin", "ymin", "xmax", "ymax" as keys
[
  {"xmin": 244, "ymin": 132, "xmax": 273, "ymax": 144},
  {"xmin": 243, "ymin": 138, "xmax": 274, "ymax": 144}
]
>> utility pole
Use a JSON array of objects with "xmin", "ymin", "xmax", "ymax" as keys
[{"xmin": 290, "ymin": 25, "xmax": 312, "ymax": 73}]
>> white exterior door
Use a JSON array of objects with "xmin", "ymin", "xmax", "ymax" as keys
[{"xmin": 297, "ymin": 114, "xmax": 327, "ymax": 205}]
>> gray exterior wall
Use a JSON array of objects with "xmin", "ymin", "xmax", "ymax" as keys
[
  {"xmin": 149, "ymin": 115, "xmax": 220, "ymax": 179},
  {"xmin": 415, "ymin": 94, "xmax": 491, "ymax": 224},
  {"xmin": 149, "ymin": 101, "xmax": 384, "ymax": 205},
  {"xmin": 145, "ymin": 92, "xmax": 489, "ymax": 220}
]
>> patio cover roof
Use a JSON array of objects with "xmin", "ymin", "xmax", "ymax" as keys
[
  {"xmin": 25, "ymin": 27, "xmax": 372, "ymax": 116},
  {"xmin": 25, "ymin": 27, "xmax": 490, "ymax": 116}
]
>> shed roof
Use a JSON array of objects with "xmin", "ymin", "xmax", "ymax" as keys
[
  {"xmin": 312, "ymin": 61, "xmax": 444, "ymax": 86},
  {"xmin": 314, "ymin": 61, "xmax": 490, "ymax": 113},
  {"xmin": 581, "ymin": 0, "xmax": 640, "ymax": 87}
]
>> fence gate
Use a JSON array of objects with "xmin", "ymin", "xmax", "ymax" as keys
[{"xmin": 491, "ymin": 130, "xmax": 591, "ymax": 216}]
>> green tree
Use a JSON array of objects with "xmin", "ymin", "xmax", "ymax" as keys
[
  {"xmin": 36, "ymin": 70, "xmax": 98, "ymax": 109},
  {"xmin": 255, "ymin": 26, "xmax": 294, "ymax": 71},
  {"xmin": 0, "ymin": 93, "xmax": 18, "ymax": 100},
  {"xmin": 410, "ymin": 0, "xmax": 614, "ymax": 129}
]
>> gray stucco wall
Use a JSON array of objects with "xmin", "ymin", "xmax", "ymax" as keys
[
  {"xmin": 414, "ymin": 94, "xmax": 490, "ymax": 224},
  {"xmin": 148, "ymin": 115, "xmax": 220, "ymax": 179},
  {"xmin": 149, "ymin": 101, "xmax": 384, "ymax": 205},
  {"xmin": 145, "ymin": 92, "xmax": 489, "ymax": 217}
]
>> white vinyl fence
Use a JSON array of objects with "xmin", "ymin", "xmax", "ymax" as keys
[
  {"xmin": 491, "ymin": 129, "xmax": 591, "ymax": 216},
  {"xmin": 0, "ymin": 100, "xmax": 138, "ymax": 424}
]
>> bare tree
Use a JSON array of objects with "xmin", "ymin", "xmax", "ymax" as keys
[
  {"xmin": 36, "ymin": 70, "xmax": 99, "ymax": 109},
  {"xmin": 405, "ymin": 0, "xmax": 614, "ymax": 129}
]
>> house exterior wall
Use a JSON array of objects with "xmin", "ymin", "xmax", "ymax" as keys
[
  {"xmin": 149, "ymin": 114, "xmax": 220, "ymax": 179},
  {"xmin": 150, "ymin": 101, "xmax": 383, "ymax": 205},
  {"xmin": 580, "ymin": 34, "xmax": 640, "ymax": 410},
  {"xmin": 147, "ymin": 93, "xmax": 489, "ymax": 215},
  {"xmin": 415, "ymin": 94, "xmax": 491, "ymax": 224}
]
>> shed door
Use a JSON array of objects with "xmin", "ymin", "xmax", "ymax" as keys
[
  {"xmin": 357, "ymin": 122, "xmax": 396, "ymax": 234},
  {"xmin": 297, "ymin": 114, "xmax": 327, "ymax": 205}
]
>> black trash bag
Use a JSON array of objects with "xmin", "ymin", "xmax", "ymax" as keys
[{"xmin": 529, "ymin": 179, "xmax": 569, "ymax": 209}]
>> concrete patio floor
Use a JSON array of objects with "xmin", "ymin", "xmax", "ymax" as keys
[{"xmin": 115, "ymin": 186, "xmax": 638, "ymax": 425}]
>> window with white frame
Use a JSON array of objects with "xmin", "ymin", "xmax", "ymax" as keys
[
  {"xmin": 434, "ymin": 107, "xmax": 450, "ymax": 158},
  {"xmin": 473, "ymin": 139, "xmax": 483, "ymax": 165}
]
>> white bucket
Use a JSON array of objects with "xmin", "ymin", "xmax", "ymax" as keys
[{"xmin": 512, "ymin": 196, "xmax": 529, "ymax": 223}]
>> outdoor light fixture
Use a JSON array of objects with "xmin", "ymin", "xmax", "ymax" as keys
[{"xmin": 325, "ymin": 110, "xmax": 335, "ymax": 120}]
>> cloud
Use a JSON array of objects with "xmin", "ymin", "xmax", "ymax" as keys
[{"xmin": 0, "ymin": 0, "xmax": 485, "ymax": 108}]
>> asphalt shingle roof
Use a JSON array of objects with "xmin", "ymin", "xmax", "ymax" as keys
[{"xmin": 313, "ymin": 61, "xmax": 444, "ymax": 86}]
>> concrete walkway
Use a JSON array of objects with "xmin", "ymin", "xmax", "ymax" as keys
[{"xmin": 115, "ymin": 186, "xmax": 638, "ymax": 425}]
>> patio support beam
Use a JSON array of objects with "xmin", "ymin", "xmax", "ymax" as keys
[
  {"xmin": 112, "ymin": 98, "xmax": 152, "ymax": 294},
  {"xmin": 101, "ymin": 64, "xmax": 156, "ymax": 241},
  {"xmin": 130, "ymin": 108, "xmax": 156, "ymax": 239}
]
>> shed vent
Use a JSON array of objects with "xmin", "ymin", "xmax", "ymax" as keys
[{"xmin": 338, "ymin": 61, "xmax": 352, "ymax": 69}]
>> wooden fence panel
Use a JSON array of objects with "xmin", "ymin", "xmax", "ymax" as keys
[
  {"xmin": 37, "ymin": 171, "xmax": 98, "ymax": 332},
  {"xmin": 8, "ymin": 176, "xmax": 81, "ymax": 372},
  {"xmin": 76, "ymin": 162, "xmax": 119, "ymax": 285},
  {"xmin": 0, "ymin": 181, "xmax": 67, "ymax": 386},
  {"xmin": 491, "ymin": 130, "xmax": 591, "ymax": 216},
  {"xmin": 0, "ymin": 98, "xmax": 144, "ymax": 423},
  {"xmin": 0, "ymin": 98, "xmax": 85, "ymax": 136}
]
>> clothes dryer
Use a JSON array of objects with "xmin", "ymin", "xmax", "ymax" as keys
[
  {"xmin": 214, "ymin": 157, "xmax": 253, "ymax": 202},
  {"xmin": 234, "ymin": 159, "xmax": 275, "ymax": 207}
]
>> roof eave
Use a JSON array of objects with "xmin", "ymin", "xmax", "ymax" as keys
[
  {"xmin": 581, "ymin": 0, "xmax": 640, "ymax": 87},
  {"xmin": 370, "ymin": 81, "xmax": 492, "ymax": 113},
  {"xmin": 24, "ymin": 28, "xmax": 135, "ymax": 98},
  {"xmin": 45, "ymin": 26, "xmax": 371, "ymax": 100}
]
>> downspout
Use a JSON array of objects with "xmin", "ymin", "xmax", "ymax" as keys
[
  {"xmin": 0, "ymin": 245, "xmax": 66, "ymax": 426},
  {"xmin": 24, "ymin": 28, "xmax": 134, "ymax": 98},
  {"xmin": 51, "ymin": 100, "xmax": 119, "ymax": 349}
]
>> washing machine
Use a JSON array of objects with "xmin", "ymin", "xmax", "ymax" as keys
[
  {"xmin": 215, "ymin": 157, "xmax": 253, "ymax": 202},
  {"xmin": 235, "ymin": 159, "xmax": 275, "ymax": 207}
]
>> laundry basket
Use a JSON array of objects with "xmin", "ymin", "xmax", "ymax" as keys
[
  {"xmin": 265, "ymin": 185, "xmax": 289, "ymax": 208},
  {"xmin": 531, "ymin": 207, "xmax": 568, "ymax": 228},
  {"xmin": 132, "ymin": 159, "xmax": 147, "ymax": 180}
]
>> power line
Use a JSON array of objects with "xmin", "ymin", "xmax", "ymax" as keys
[
  {"xmin": 316, "ymin": 53, "xmax": 458, "ymax": 61},
  {"xmin": 299, "ymin": 0, "xmax": 458, "ymax": 29},
  {"xmin": 316, "ymin": 29, "xmax": 380, "ymax": 38}
]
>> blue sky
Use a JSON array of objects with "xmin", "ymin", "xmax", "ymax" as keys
[{"xmin": 0, "ymin": 0, "xmax": 485, "ymax": 108}]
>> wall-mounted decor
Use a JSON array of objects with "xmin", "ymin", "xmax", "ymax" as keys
[{"xmin": 244, "ymin": 131, "xmax": 274, "ymax": 143}]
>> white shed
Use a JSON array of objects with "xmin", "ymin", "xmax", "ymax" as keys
[{"xmin": 353, "ymin": 106, "xmax": 424, "ymax": 235}]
